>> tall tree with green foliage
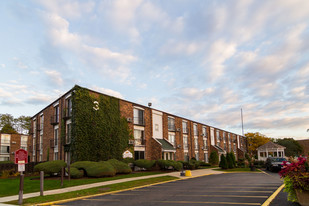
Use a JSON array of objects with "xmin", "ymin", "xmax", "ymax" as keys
[
  {"xmin": 273, "ymin": 138, "xmax": 303, "ymax": 157},
  {"xmin": 0, "ymin": 114, "xmax": 31, "ymax": 134},
  {"xmin": 245, "ymin": 132, "xmax": 270, "ymax": 156},
  {"xmin": 209, "ymin": 151, "xmax": 219, "ymax": 165},
  {"xmin": 226, "ymin": 153, "xmax": 234, "ymax": 169},
  {"xmin": 219, "ymin": 154, "xmax": 228, "ymax": 169}
]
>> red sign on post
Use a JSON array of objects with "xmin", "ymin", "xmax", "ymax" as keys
[{"xmin": 15, "ymin": 149, "xmax": 28, "ymax": 164}]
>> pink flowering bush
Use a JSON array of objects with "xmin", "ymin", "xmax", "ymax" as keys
[{"xmin": 279, "ymin": 157, "xmax": 309, "ymax": 202}]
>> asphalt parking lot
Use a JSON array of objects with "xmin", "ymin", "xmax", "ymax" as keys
[{"xmin": 58, "ymin": 172, "xmax": 284, "ymax": 206}]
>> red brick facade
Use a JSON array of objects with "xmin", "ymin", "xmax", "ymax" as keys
[{"xmin": 28, "ymin": 85, "xmax": 247, "ymax": 163}]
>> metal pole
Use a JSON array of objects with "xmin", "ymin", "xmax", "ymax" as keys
[
  {"xmin": 61, "ymin": 167, "xmax": 64, "ymax": 187},
  {"xmin": 40, "ymin": 171, "xmax": 44, "ymax": 196},
  {"xmin": 18, "ymin": 172, "xmax": 24, "ymax": 205},
  {"xmin": 241, "ymin": 108, "xmax": 244, "ymax": 136}
]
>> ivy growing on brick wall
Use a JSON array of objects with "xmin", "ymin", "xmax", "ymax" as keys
[{"xmin": 70, "ymin": 86, "xmax": 132, "ymax": 162}]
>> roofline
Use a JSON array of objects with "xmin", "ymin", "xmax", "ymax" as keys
[{"xmin": 31, "ymin": 84, "xmax": 245, "ymax": 137}]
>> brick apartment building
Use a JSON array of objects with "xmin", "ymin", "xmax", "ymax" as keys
[
  {"xmin": 0, "ymin": 133, "xmax": 30, "ymax": 161},
  {"xmin": 29, "ymin": 85, "xmax": 247, "ymax": 164}
]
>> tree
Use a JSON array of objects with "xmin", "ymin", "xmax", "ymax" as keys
[
  {"xmin": 273, "ymin": 138, "xmax": 303, "ymax": 157},
  {"xmin": 0, "ymin": 123, "xmax": 17, "ymax": 134},
  {"xmin": 245, "ymin": 132, "xmax": 271, "ymax": 156},
  {"xmin": 226, "ymin": 153, "xmax": 233, "ymax": 169},
  {"xmin": 219, "ymin": 154, "xmax": 228, "ymax": 169},
  {"xmin": 209, "ymin": 151, "xmax": 219, "ymax": 165},
  {"xmin": 0, "ymin": 114, "xmax": 31, "ymax": 134}
]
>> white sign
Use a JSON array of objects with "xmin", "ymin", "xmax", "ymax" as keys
[
  {"xmin": 18, "ymin": 164, "xmax": 25, "ymax": 172},
  {"xmin": 123, "ymin": 150, "xmax": 133, "ymax": 158}
]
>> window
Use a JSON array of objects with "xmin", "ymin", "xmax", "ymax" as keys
[
  {"xmin": 183, "ymin": 135, "xmax": 188, "ymax": 150},
  {"xmin": 0, "ymin": 157, "xmax": 9, "ymax": 161},
  {"xmin": 40, "ymin": 115, "xmax": 44, "ymax": 131},
  {"xmin": 223, "ymin": 132, "xmax": 226, "ymax": 143},
  {"xmin": 134, "ymin": 108, "xmax": 144, "ymax": 125},
  {"xmin": 203, "ymin": 138, "xmax": 207, "ymax": 150},
  {"xmin": 0, "ymin": 146, "xmax": 9, "ymax": 154},
  {"xmin": 202, "ymin": 127, "xmax": 207, "ymax": 137},
  {"xmin": 66, "ymin": 123, "xmax": 71, "ymax": 144},
  {"xmin": 1, "ymin": 134, "xmax": 10, "ymax": 144},
  {"xmin": 184, "ymin": 152, "xmax": 189, "ymax": 162},
  {"xmin": 54, "ymin": 152, "xmax": 58, "ymax": 160},
  {"xmin": 182, "ymin": 121, "xmax": 188, "ymax": 133},
  {"xmin": 194, "ymin": 137, "xmax": 198, "ymax": 150},
  {"xmin": 193, "ymin": 124, "xmax": 198, "ymax": 136},
  {"xmin": 21, "ymin": 136, "xmax": 28, "ymax": 150},
  {"xmin": 54, "ymin": 128, "xmax": 59, "ymax": 146},
  {"xmin": 66, "ymin": 97, "xmax": 72, "ymax": 117},
  {"xmin": 55, "ymin": 105, "xmax": 59, "ymax": 123},
  {"xmin": 204, "ymin": 153, "xmax": 209, "ymax": 163},
  {"xmin": 134, "ymin": 129, "xmax": 145, "ymax": 146},
  {"xmin": 134, "ymin": 151, "xmax": 144, "ymax": 160},
  {"xmin": 216, "ymin": 130, "xmax": 220, "ymax": 145},
  {"xmin": 39, "ymin": 134, "xmax": 43, "ymax": 154},
  {"xmin": 168, "ymin": 133, "xmax": 175, "ymax": 147},
  {"xmin": 168, "ymin": 117, "xmax": 175, "ymax": 131},
  {"xmin": 228, "ymin": 133, "xmax": 231, "ymax": 144},
  {"xmin": 195, "ymin": 152, "xmax": 199, "ymax": 160}
]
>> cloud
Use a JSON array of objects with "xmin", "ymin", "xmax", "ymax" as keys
[
  {"xmin": 0, "ymin": 64, "xmax": 5, "ymax": 68},
  {"xmin": 90, "ymin": 86, "xmax": 124, "ymax": 99},
  {"xmin": 45, "ymin": 70, "xmax": 63, "ymax": 86},
  {"xmin": 36, "ymin": 0, "xmax": 95, "ymax": 19}
]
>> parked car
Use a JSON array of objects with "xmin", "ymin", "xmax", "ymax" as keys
[{"xmin": 265, "ymin": 157, "xmax": 288, "ymax": 172}]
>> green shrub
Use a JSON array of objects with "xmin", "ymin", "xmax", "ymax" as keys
[
  {"xmin": 219, "ymin": 154, "xmax": 228, "ymax": 169},
  {"xmin": 134, "ymin": 159, "xmax": 155, "ymax": 170},
  {"xmin": 107, "ymin": 159, "xmax": 132, "ymax": 174},
  {"xmin": 188, "ymin": 159, "xmax": 200, "ymax": 170},
  {"xmin": 209, "ymin": 151, "xmax": 219, "ymax": 165},
  {"xmin": 0, "ymin": 161, "xmax": 14, "ymax": 165},
  {"xmin": 226, "ymin": 153, "xmax": 234, "ymax": 169},
  {"xmin": 34, "ymin": 160, "xmax": 67, "ymax": 176},
  {"xmin": 156, "ymin": 160, "xmax": 183, "ymax": 171},
  {"xmin": 71, "ymin": 161, "xmax": 116, "ymax": 177},
  {"xmin": 68, "ymin": 167, "xmax": 84, "ymax": 179},
  {"xmin": 122, "ymin": 158, "xmax": 134, "ymax": 164},
  {"xmin": 230, "ymin": 152, "xmax": 236, "ymax": 167},
  {"xmin": 199, "ymin": 162, "xmax": 211, "ymax": 167},
  {"xmin": 237, "ymin": 158, "xmax": 245, "ymax": 168}
]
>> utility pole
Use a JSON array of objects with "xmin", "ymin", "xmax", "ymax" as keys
[{"xmin": 241, "ymin": 108, "xmax": 244, "ymax": 136}]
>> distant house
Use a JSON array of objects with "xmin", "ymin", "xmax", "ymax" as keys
[
  {"xmin": 0, "ymin": 133, "xmax": 30, "ymax": 161},
  {"xmin": 257, "ymin": 141, "xmax": 286, "ymax": 161}
]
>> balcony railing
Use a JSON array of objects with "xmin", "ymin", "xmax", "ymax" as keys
[
  {"xmin": 183, "ymin": 144, "xmax": 189, "ymax": 150},
  {"xmin": 1, "ymin": 139, "xmax": 10, "ymax": 144},
  {"xmin": 182, "ymin": 128, "xmax": 188, "ymax": 134},
  {"xmin": 50, "ymin": 115, "xmax": 59, "ymax": 125},
  {"xmin": 134, "ymin": 138, "xmax": 146, "ymax": 146},
  {"xmin": 134, "ymin": 117, "xmax": 145, "ymax": 126},
  {"xmin": 168, "ymin": 124, "xmax": 176, "ymax": 131}
]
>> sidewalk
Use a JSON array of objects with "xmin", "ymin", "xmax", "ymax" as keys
[{"xmin": 0, "ymin": 168, "xmax": 224, "ymax": 203}]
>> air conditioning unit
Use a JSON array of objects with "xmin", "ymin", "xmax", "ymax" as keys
[
  {"xmin": 201, "ymin": 146, "xmax": 204, "ymax": 150},
  {"xmin": 176, "ymin": 128, "xmax": 181, "ymax": 132},
  {"xmin": 129, "ymin": 139, "xmax": 134, "ymax": 145},
  {"xmin": 127, "ymin": 117, "xmax": 132, "ymax": 123},
  {"xmin": 177, "ymin": 144, "xmax": 181, "ymax": 149}
]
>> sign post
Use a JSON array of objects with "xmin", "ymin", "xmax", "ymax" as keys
[{"xmin": 15, "ymin": 149, "xmax": 28, "ymax": 205}]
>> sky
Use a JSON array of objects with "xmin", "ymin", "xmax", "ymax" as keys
[{"xmin": 0, "ymin": 0, "xmax": 309, "ymax": 140}]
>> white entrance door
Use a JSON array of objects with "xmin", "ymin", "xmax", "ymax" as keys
[
  {"xmin": 210, "ymin": 127, "xmax": 215, "ymax": 146},
  {"xmin": 152, "ymin": 110, "xmax": 163, "ymax": 139}
]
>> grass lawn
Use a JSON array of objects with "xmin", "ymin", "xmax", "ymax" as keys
[
  {"xmin": 213, "ymin": 168, "xmax": 262, "ymax": 172},
  {"xmin": 199, "ymin": 166, "xmax": 218, "ymax": 169},
  {"xmin": 0, "ymin": 171, "xmax": 163, "ymax": 197},
  {"xmin": 7, "ymin": 176, "xmax": 179, "ymax": 205}
]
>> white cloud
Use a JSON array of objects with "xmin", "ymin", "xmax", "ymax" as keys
[
  {"xmin": 0, "ymin": 64, "xmax": 5, "ymax": 68},
  {"xmin": 160, "ymin": 40, "xmax": 202, "ymax": 56},
  {"xmin": 36, "ymin": 0, "xmax": 95, "ymax": 19},
  {"xmin": 90, "ymin": 86, "xmax": 123, "ymax": 99},
  {"xmin": 45, "ymin": 70, "xmax": 63, "ymax": 86}
]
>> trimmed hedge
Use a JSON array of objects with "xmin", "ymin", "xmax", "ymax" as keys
[
  {"xmin": 34, "ymin": 160, "xmax": 67, "ymax": 176},
  {"xmin": 219, "ymin": 154, "xmax": 228, "ymax": 169},
  {"xmin": 156, "ymin": 160, "xmax": 182, "ymax": 171},
  {"xmin": 209, "ymin": 151, "xmax": 219, "ymax": 165},
  {"xmin": 134, "ymin": 159, "xmax": 156, "ymax": 170},
  {"xmin": 0, "ymin": 161, "xmax": 14, "ymax": 165},
  {"xmin": 71, "ymin": 161, "xmax": 116, "ymax": 177},
  {"xmin": 69, "ymin": 167, "xmax": 84, "ymax": 179},
  {"xmin": 107, "ymin": 159, "xmax": 132, "ymax": 174}
]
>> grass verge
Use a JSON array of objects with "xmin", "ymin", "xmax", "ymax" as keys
[
  {"xmin": 213, "ymin": 168, "xmax": 262, "ymax": 172},
  {"xmin": 7, "ymin": 176, "xmax": 179, "ymax": 205},
  {"xmin": 0, "ymin": 171, "xmax": 163, "ymax": 197}
]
